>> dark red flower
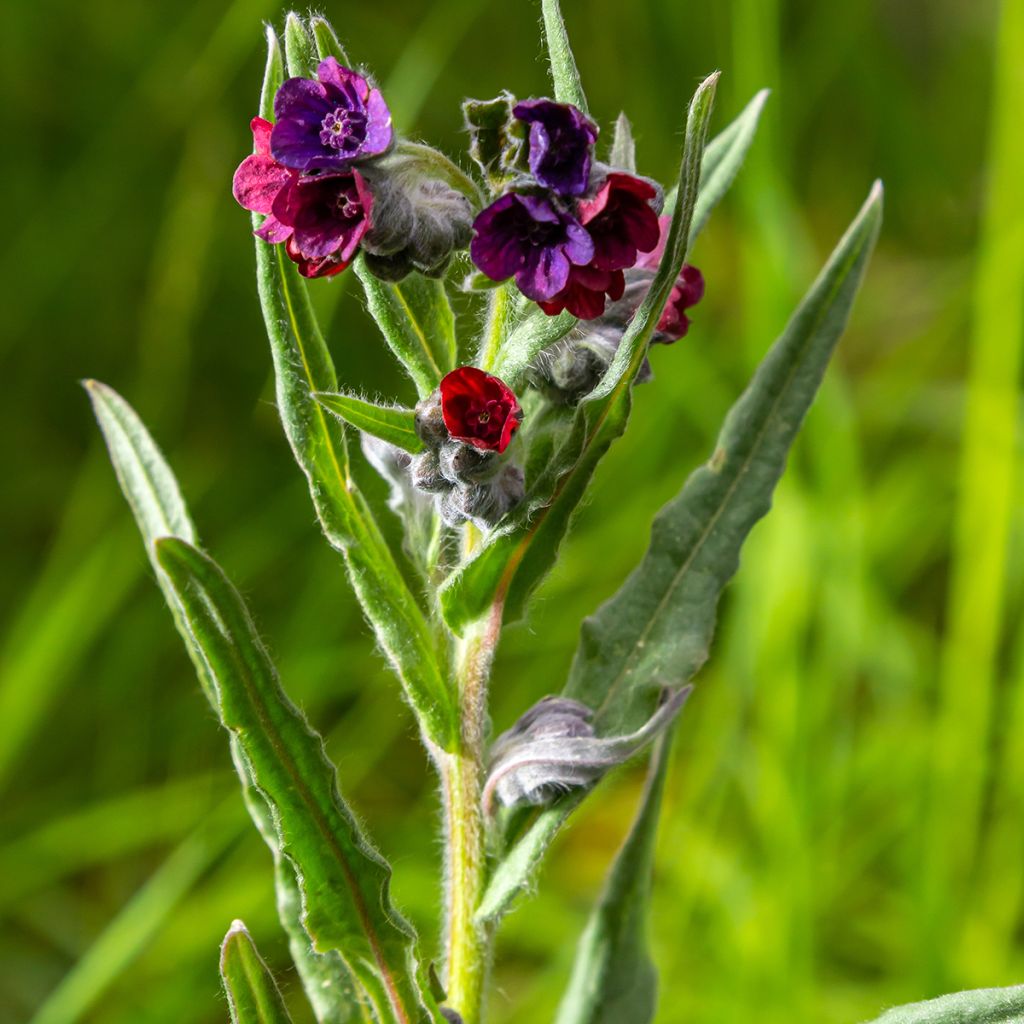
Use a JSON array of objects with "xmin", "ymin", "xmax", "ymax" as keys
[
  {"xmin": 538, "ymin": 264, "xmax": 626, "ymax": 319},
  {"xmin": 637, "ymin": 216, "xmax": 705, "ymax": 342},
  {"xmin": 577, "ymin": 173, "xmax": 660, "ymax": 271},
  {"xmin": 439, "ymin": 367, "xmax": 523, "ymax": 453}
]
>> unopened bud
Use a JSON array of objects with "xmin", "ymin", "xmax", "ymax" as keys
[
  {"xmin": 410, "ymin": 449, "xmax": 448, "ymax": 493},
  {"xmin": 438, "ymin": 440, "xmax": 496, "ymax": 485},
  {"xmin": 414, "ymin": 390, "xmax": 448, "ymax": 447}
]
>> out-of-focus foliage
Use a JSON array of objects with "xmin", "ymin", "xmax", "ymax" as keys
[{"xmin": 1, "ymin": 0, "xmax": 1021, "ymax": 1023}]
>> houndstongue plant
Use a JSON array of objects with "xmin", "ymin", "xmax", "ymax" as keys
[{"xmin": 86, "ymin": 4, "xmax": 1024, "ymax": 1023}]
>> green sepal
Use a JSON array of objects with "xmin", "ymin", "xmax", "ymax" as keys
[
  {"xmin": 252, "ymin": 32, "xmax": 455, "ymax": 751},
  {"xmin": 540, "ymin": 0, "xmax": 588, "ymax": 114},
  {"xmin": 608, "ymin": 112, "xmax": 636, "ymax": 173},
  {"xmin": 355, "ymin": 259, "xmax": 458, "ymax": 398},
  {"xmin": 860, "ymin": 985, "xmax": 1024, "ymax": 1023},
  {"xmin": 565, "ymin": 182, "xmax": 883, "ymax": 736},
  {"xmin": 553, "ymin": 736, "xmax": 672, "ymax": 1024},
  {"xmin": 310, "ymin": 15, "xmax": 351, "ymax": 65},
  {"xmin": 439, "ymin": 73, "xmax": 720, "ymax": 635},
  {"xmin": 284, "ymin": 12, "xmax": 318, "ymax": 79},
  {"xmin": 316, "ymin": 393, "xmax": 424, "ymax": 455},
  {"xmin": 462, "ymin": 92, "xmax": 529, "ymax": 187},
  {"xmin": 155, "ymin": 537, "xmax": 442, "ymax": 1024},
  {"xmin": 220, "ymin": 920, "xmax": 295, "ymax": 1024}
]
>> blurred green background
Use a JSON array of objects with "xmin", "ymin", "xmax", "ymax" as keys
[{"xmin": 3, "ymin": 0, "xmax": 1023, "ymax": 1021}]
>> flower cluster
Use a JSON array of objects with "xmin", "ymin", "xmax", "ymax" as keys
[
  {"xmin": 469, "ymin": 99, "xmax": 663, "ymax": 319},
  {"xmin": 233, "ymin": 57, "xmax": 473, "ymax": 281},
  {"xmin": 529, "ymin": 216, "xmax": 706, "ymax": 404},
  {"xmin": 409, "ymin": 367, "xmax": 525, "ymax": 528}
]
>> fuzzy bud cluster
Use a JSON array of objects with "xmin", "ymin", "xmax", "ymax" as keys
[{"xmin": 408, "ymin": 368, "xmax": 525, "ymax": 529}]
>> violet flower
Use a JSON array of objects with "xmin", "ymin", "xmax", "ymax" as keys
[
  {"xmin": 271, "ymin": 57, "xmax": 392, "ymax": 172},
  {"xmin": 513, "ymin": 99, "xmax": 598, "ymax": 196},
  {"xmin": 470, "ymin": 193, "xmax": 594, "ymax": 301}
]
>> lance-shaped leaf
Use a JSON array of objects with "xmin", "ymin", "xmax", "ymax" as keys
[
  {"xmin": 155, "ymin": 537, "xmax": 440, "ymax": 1024},
  {"xmin": 316, "ymin": 394, "xmax": 423, "ymax": 455},
  {"xmin": 284, "ymin": 12, "xmax": 318, "ymax": 78},
  {"xmin": 491, "ymin": 309, "xmax": 577, "ymax": 391},
  {"xmin": 355, "ymin": 261, "xmax": 457, "ymax": 398},
  {"xmin": 87, "ymin": 380, "xmax": 359, "ymax": 1021},
  {"xmin": 860, "ymin": 985, "xmax": 1024, "ymax": 1024},
  {"xmin": 554, "ymin": 733, "xmax": 674, "ymax": 1024},
  {"xmin": 252, "ymin": 31, "xmax": 455, "ymax": 750},
  {"xmin": 440, "ymin": 73, "xmax": 719, "ymax": 635},
  {"xmin": 311, "ymin": 15, "xmax": 351, "ymax": 65},
  {"xmin": 660, "ymin": 89, "xmax": 769, "ymax": 245},
  {"xmin": 566, "ymin": 181, "xmax": 883, "ymax": 735},
  {"xmin": 221, "ymin": 920, "xmax": 295, "ymax": 1024},
  {"xmin": 608, "ymin": 113, "xmax": 636, "ymax": 173},
  {"xmin": 540, "ymin": 0, "xmax": 588, "ymax": 114}
]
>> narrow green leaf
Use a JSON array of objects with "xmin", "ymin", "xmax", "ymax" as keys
[
  {"xmin": 260, "ymin": 26, "xmax": 285, "ymax": 121},
  {"xmin": 553, "ymin": 736, "xmax": 672, "ymax": 1024},
  {"xmin": 688, "ymin": 88, "xmax": 769, "ymax": 244},
  {"xmin": 221, "ymin": 921, "xmax": 295, "ymax": 1024},
  {"xmin": 155, "ymin": 537, "xmax": 438, "ymax": 1024},
  {"xmin": 609, "ymin": 112, "xmax": 636, "ymax": 173},
  {"xmin": 284, "ymin": 12, "xmax": 318, "ymax": 78},
  {"xmin": 566, "ymin": 181, "xmax": 883, "ymax": 735},
  {"xmin": 491, "ymin": 308, "xmax": 577, "ymax": 389},
  {"xmin": 860, "ymin": 985, "xmax": 1024, "ymax": 1024},
  {"xmin": 310, "ymin": 15, "xmax": 351, "ymax": 65},
  {"xmin": 440, "ymin": 73, "xmax": 719, "ymax": 634},
  {"xmin": 355, "ymin": 260, "xmax": 456, "ymax": 397},
  {"xmin": 316, "ymin": 394, "xmax": 423, "ymax": 454},
  {"xmin": 475, "ymin": 797, "xmax": 581, "ymax": 924},
  {"xmin": 540, "ymin": 0, "xmax": 588, "ymax": 113},
  {"xmin": 252, "ymin": 34, "xmax": 455, "ymax": 749}
]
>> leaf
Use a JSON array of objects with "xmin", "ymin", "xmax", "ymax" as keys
[
  {"xmin": 86, "ymin": 380, "xmax": 359, "ymax": 1022},
  {"xmin": 859, "ymin": 985, "xmax": 1024, "ymax": 1024},
  {"xmin": 609, "ymin": 112, "xmax": 636, "ymax": 173},
  {"xmin": 688, "ymin": 88, "xmax": 769, "ymax": 244},
  {"xmin": 661, "ymin": 88, "xmax": 769, "ymax": 246},
  {"xmin": 253, "ymin": 32, "xmax": 455, "ymax": 750},
  {"xmin": 491, "ymin": 308, "xmax": 577, "ymax": 389},
  {"xmin": 155, "ymin": 537, "xmax": 439, "ymax": 1024},
  {"xmin": 220, "ymin": 921, "xmax": 295, "ymax": 1024},
  {"xmin": 355, "ymin": 260, "xmax": 457, "ymax": 398},
  {"xmin": 565, "ymin": 181, "xmax": 883, "ymax": 735},
  {"xmin": 440, "ymin": 73, "xmax": 720, "ymax": 635},
  {"xmin": 540, "ymin": 0, "xmax": 589, "ymax": 114},
  {"xmin": 553, "ymin": 734, "xmax": 673, "ymax": 1024},
  {"xmin": 310, "ymin": 15, "xmax": 351, "ymax": 65},
  {"xmin": 316, "ymin": 394, "xmax": 423, "ymax": 454},
  {"xmin": 284, "ymin": 12, "xmax": 318, "ymax": 78}
]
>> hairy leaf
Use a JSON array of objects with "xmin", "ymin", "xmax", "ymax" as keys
[
  {"xmin": 440, "ymin": 73, "xmax": 719, "ymax": 634},
  {"xmin": 155, "ymin": 538, "xmax": 439, "ymax": 1024},
  {"xmin": 491, "ymin": 309, "xmax": 577, "ymax": 389},
  {"xmin": 860, "ymin": 985, "xmax": 1024, "ymax": 1024},
  {"xmin": 311, "ymin": 15, "xmax": 351, "ymax": 65},
  {"xmin": 554, "ymin": 735, "xmax": 673, "ymax": 1024},
  {"xmin": 284, "ymin": 12, "xmax": 318, "ymax": 78},
  {"xmin": 221, "ymin": 921, "xmax": 295, "ymax": 1024},
  {"xmin": 253, "ymin": 32, "xmax": 454, "ymax": 749},
  {"xmin": 355, "ymin": 261, "xmax": 457, "ymax": 398},
  {"xmin": 316, "ymin": 394, "xmax": 423, "ymax": 454},
  {"xmin": 609, "ymin": 112, "xmax": 636, "ymax": 173},
  {"xmin": 567, "ymin": 181, "xmax": 883, "ymax": 735},
  {"xmin": 540, "ymin": 0, "xmax": 588, "ymax": 113}
]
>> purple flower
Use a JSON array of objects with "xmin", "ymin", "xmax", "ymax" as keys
[
  {"xmin": 470, "ymin": 193, "xmax": 594, "ymax": 301},
  {"xmin": 512, "ymin": 99, "xmax": 598, "ymax": 196},
  {"xmin": 270, "ymin": 57, "xmax": 392, "ymax": 172}
]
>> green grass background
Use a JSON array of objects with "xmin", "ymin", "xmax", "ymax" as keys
[{"xmin": 3, "ymin": 0, "xmax": 1023, "ymax": 1021}]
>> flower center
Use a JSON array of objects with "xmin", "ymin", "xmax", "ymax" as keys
[
  {"xmin": 319, "ymin": 107, "xmax": 369, "ymax": 152},
  {"xmin": 334, "ymin": 189, "xmax": 360, "ymax": 219}
]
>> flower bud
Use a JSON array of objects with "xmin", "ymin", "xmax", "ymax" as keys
[
  {"xmin": 360, "ymin": 151, "xmax": 474, "ymax": 280},
  {"xmin": 438, "ymin": 440, "xmax": 496, "ymax": 485},
  {"xmin": 483, "ymin": 687, "xmax": 691, "ymax": 813},
  {"xmin": 410, "ymin": 449, "xmax": 448, "ymax": 493},
  {"xmin": 414, "ymin": 390, "xmax": 448, "ymax": 448},
  {"xmin": 437, "ymin": 463, "xmax": 524, "ymax": 529}
]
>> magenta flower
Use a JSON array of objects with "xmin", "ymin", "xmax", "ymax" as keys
[
  {"xmin": 512, "ymin": 99, "xmax": 598, "ymax": 196},
  {"xmin": 232, "ymin": 117, "xmax": 373, "ymax": 279},
  {"xmin": 537, "ymin": 264, "xmax": 626, "ymax": 320},
  {"xmin": 270, "ymin": 57, "xmax": 392, "ymax": 172},
  {"xmin": 470, "ymin": 193, "xmax": 594, "ymax": 301},
  {"xmin": 577, "ymin": 173, "xmax": 660, "ymax": 271},
  {"xmin": 439, "ymin": 367, "xmax": 523, "ymax": 453}
]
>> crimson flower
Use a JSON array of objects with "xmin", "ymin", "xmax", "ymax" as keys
[
  {"xmin": 577, "ymin": 173, "xmax": 660, "ymax": 271},
  {"xmin": 439, "ymin": 367, "xmax": 523, "ymax": 453},
  {"xmin": 537, "ymin": 264, "xmax": 625, "ymax": 319},
  {"xmin": 637, "ymin": 216, "xmax": 705, "ymax": 341}
]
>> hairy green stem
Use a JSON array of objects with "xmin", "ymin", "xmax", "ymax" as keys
[{"xmin": 440, "ymin": 598, "xmax": 502, "ymax": 1023}]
